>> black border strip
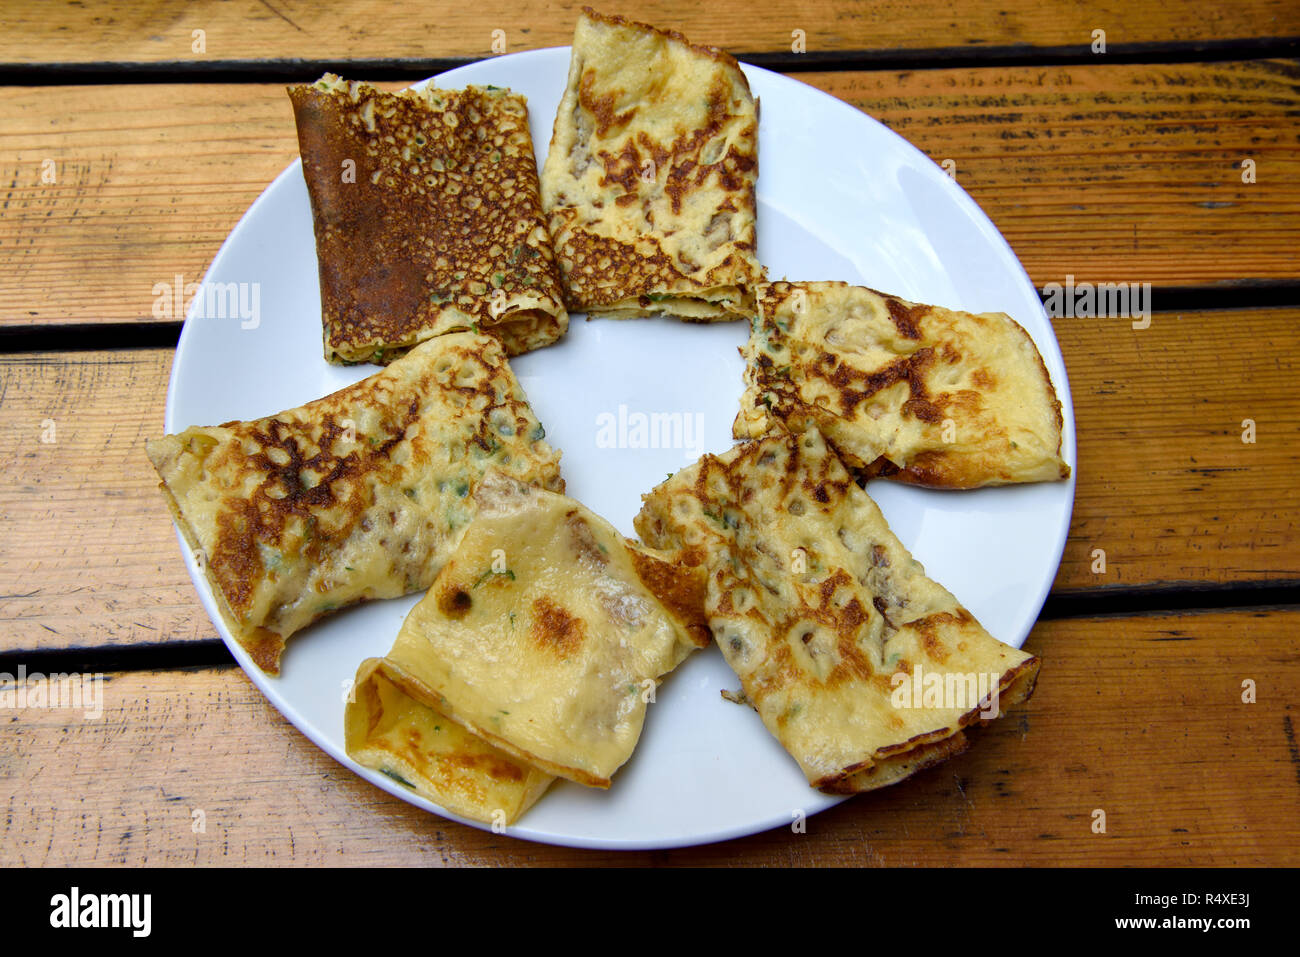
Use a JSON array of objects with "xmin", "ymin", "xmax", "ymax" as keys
[
  {"xmin": 0, "ymin": 36, "xmax": 1296, "ymax": 86},
  {"xmin": 1, "ymin": 867, "xmax": 1281, "ymax": 934},
  {"xmin": 2, "ymin": 283, "xmax": 1297, "ymax": 355},
  {"xmin": 0, "ymin": 56, "xmax": 479, "ymax": 86}
]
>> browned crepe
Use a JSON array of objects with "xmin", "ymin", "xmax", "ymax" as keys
[
  {"xmin": 290, "ymin": 75, "xmax": 568, "ymax": 363},
  {"xmin": 540, "ymin": 8, "xmax": 764, "ymax": 320},
  {"xmin": 635, "ymin": 429, "xmax": 1040, "ymax": 792},
  {"xmin": 146, "ymin": 333, "xmax": 563, "ymax": 675},
  {"xmin": 735, "ymin": 281, "xmax": 1070, "ymax": 488}
]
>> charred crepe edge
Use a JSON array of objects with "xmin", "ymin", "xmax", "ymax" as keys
[
  {"xmin": 814, "ymin": 653, "xmax": 1040, "ymax": 793},
  {"xmin": 152, "ymin": 474, "xmax": 286, "ymax": 674},
  {"xmin": 324, "ymin": 308, "xmax": 566, "ymax": 366},
  {"xmin": 820, "ymin": 734, "xmax": 971, "ymax": 795},
  {"xmin": 626, "ymin": 540, "xmax": 712, "ymax": 649},
  {"xmin": 716, "ymin": 677, "xmax": 974, "ymax": 795}
]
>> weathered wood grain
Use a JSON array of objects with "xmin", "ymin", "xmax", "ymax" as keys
[
  {"xmin": 1, "ymin": 610, "xmax": 1294, "ymax": 865},
  {"xmin": 1, "ymin": 312, "xmax": 1296, "ymax": 655},
  {"xmin": 1051, "ymin": 307, "xmax": 1299, "ymax": 592},
  {"xmin": 1, "ymin": 0, "xmax": 1295, "ymax": 65},
  {"xmin": 801, "ymin": 62, "xmax": 1300, "ymax": 289},
  {"xmin": 0, "ymin": 349, "xmax": 209, "ymax": 653},
  {"xmin": 0, "ymin": 82, "xmax": 299, "ymax": 329},
  {"xmin": 2, "ymin": 61, "xmax": 1296, "ymax": 332}
]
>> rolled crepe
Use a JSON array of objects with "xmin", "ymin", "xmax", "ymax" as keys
[
  {"xmin": 290, "ymin": 75, "xmax": 569, "ymax": 363},
  {"xmin": 735, "ymin": 281, "xmax": 1070, "ymax": 488},
  {"xmin": 541, "ymin": 8, "xmax": 764, "ymax": 321},
  {"xmin": 635, "ymin": 428, "xmax": 1040, "ymax": 792},
  {"xmin": 146, "ymin": 332, "xmax": 563, "ymax": 675},
  {"xmin": 376, "ymin": 469, "xmax": 709, "ymax": 790}
]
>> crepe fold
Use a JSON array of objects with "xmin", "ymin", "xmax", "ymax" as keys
[
  {"xmin": 290, "ymin": 75, "xmax": 568, "ymax": 363},
  {"xmin": 369, "ymin": 470, "xmax": 708, "ymax": 792},
  {"xmin": 634, "ymin": 428, "xmax": 1040, "ymax": 793},
  {"xmin": 345, "ymin": 658, "xmax": 555, "ymax": 825},
  {"xmin": 735, "ymin": 281, "xmax": 1070, "ymax": 488},
  {"xmin": 541, "ymin": 7, "xmax": 764, "ymax": 321},
  {"xmin": 146, "ymin": 332, "xmax": 563, "ymax": 675}
]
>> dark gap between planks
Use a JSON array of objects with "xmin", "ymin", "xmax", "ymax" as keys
[
  {"xmin": 3, "ymin": 283, "xmax": 1299, "ymax": 355},
  {"xmin": 1041, "ymin": 580, "xmax": 1300, "ymax": 621},
  {"xmin": 2, "ymin": 581, "xmax": 1297, "ymax": 676},
  {"xmin": 0, "ymin": 640, "xmax": 235, "ymax": 677},
  {"xmin": 0, "ymin": 36, "xmax": 1296, "ymax": 85}
]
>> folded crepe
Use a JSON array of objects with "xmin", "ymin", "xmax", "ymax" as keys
[
  {"xmin": 378, "ymin": 469, "xmax": 709, "ymax": 790},
  {"xmin": 734, "ymin": 281, "xmax": 1070, "ymax": 488},
  {"xmin": 289, "ymin": 75, "xmax": 568, "ymax": 363},
  {"xmin": 540, "ymin": 7, "xmax": 764, "ymax": 321},
  {"xmin": 635, "ymin": 428, "xmax": 1040, "ymax": 793},
  {"xmin": 345, "ymin": 658, "xmax": 554, "ymax": 825},
  {"xmin": 146, "ymin": 332, "xmax": 563, "ymax": 675}
]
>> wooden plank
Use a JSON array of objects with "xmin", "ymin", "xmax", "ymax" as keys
[
  {"xmin": 0, "ymin": 349, "xmax": 209, "ymax": 652},
  {"xmin": 2, "ymin": 610, "xmax": 1295, "ymax": 865},
  {"xmin": 800, "ymin": 62, "xmax": 1300, "ymax": 288},
  {"xmin": 0, "ymin": 0, "xmax": 1296, "ymax": 65},
  {"xmin": 2, "ymin": 62, "xmax": 1297, "ymax": 332},
  {"xmin": 0, "ymin": 83, "xmax": 300, "ymax": 329},
  {"xmin": 1053, "ymin": 306, "xmax": 1300, "ymax": 592},
  {"xmin": 1, "ymin": 314, "xmax": 1296, "ymax": 655}
]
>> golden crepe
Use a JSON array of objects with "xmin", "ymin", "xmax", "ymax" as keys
[
  {"xmin": 381, "ymin": 469, "xmax": 709, "ymax": 789},
  {"xmin": 289, "ymin": 74, "xmax": 568, "ymax": 363},
  {"xmin": 345, "ymin": 658, "xmax": 554, "ymax": 825},
  {"xmin": 146, "ymin": 332, "xmax": 563, "ymax": 675},
  {"xmin": 540, "ymin": 7, "xmax": 764, "ymax": 321},
  {"xmin": 734, "ymin": 281, "xmax": 1070, "ymax": 488},
  {"xmin": 634, "ymin": 428, "xmax": 1040, "ymax": 793}
]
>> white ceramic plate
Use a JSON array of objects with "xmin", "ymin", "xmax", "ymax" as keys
[{"xmin": 165, "ymin": 48, "xmax": 1075, "ymax": 850}]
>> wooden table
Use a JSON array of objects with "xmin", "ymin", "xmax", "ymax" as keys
[{"xmin": 2, "ymin": 0, "xmax": 1297, "ymax": 867}]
